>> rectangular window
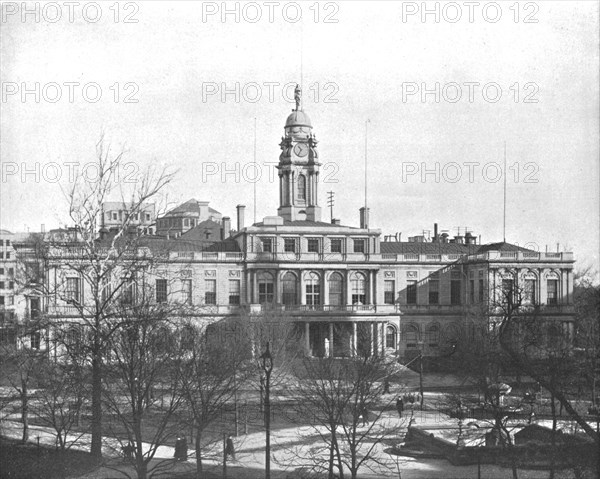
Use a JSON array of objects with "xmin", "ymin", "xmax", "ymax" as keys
[
  {"xmin": 307, "ymin": 239, "xmax": 319, "ymax": 253},
  {"xmin": 229, "ymin": 279, "xmax": 240, "ymax": 305},
  {"xmin": 0, "ymin": 240, "xmax": 3, "ymax": 246},
  {"xmin": 0, "ymin": 268, "xmax": 4, "ymax": 275},
  {"xmin": 112, "ymin": 212, "xmax": 118, "ymax": 220},
  {"xmin": 156, "ymin": 279, "xmax": 168, "ymax": 303},
  {"xmin": 524, "ymin": 279, "xmax": 536, "ymax": 304},
  {"xmin": 306, "ymin": 284, "xmax": 321, "ymax": 306},
  {"xmin": 450, "ymin": 280, "xmax": 461, "ymax": 305},
  {"xmin": 502, "ymin": 279, "xmax": 514, "ymax": 305},
  {"xmin": 353, "ymin": 239, "xmax": 365, "ymax": 253},
  {"xmin": 469, "ymin": 279, "xmax": 475, "ymax": 304},
  {"xmin": 261, "ymin": 238, "xmax": 273, "ymax": 253},
  {"xmin": 8, "ymin": 268, "xmax": 13, "ymax": 276},
  {"xmin": 429, "ymin": 280, "xmax": 439, "ymax": 305},
  {"xmin": 406, "ymin": 280, "xmax": 417, "ymax": 304},
  {"xmin": 146, "ymin": 213, "xmax": 151, "ymax": 221},
  {"xmin": 8, "ymin": 296, "xmax": 14, "ymax": 305},
  {"xmin": 384, "ymin": 280, "xmax": 395, "ymax": 304},
  {"xmin": 182, "ymin": 279, "xmax": 192, "ymax": 305},
  {"xmin": 330, "ymin": 239, "xmax": 342, "ymax": 253},
  {"xmin": 479, "ymin": 279, "xmax": 484, "ymax": 302},
  {"xmin": 284, "ymin": 238, "xmax": 296, "ymax": 253},
  {"xmin": 121, "ymin": 279, "xmax": 136, "ymax": 305},
  {"xmin": 258, "ymin": 282, "xmax": 274, "ymax": 304},
  {"xmin": 0, "ymin": 296, "xmax": 4, "ymax": 305},
  {"xmin": 66, "ymin": 277, "xmax": 81, "ymax": 303},
  {"xmin": 0, "ymin": 253, "xmax": 3, "ymax": 259},
  {"xmin": 8, "ymin": 281, "xmax": 13, "ymax": 290},
  {"xmin": 205, "ymin": 279, "xmax": 217, "ymax": 305},
  {"xmin": 0, "ymin": 282, "xmax": 4, "ymax": 289},
  {"xmin": 5, "ymin": 240, "xmax": 9, "ymax": 247},
  {"xmin": 547, "ymin": 279, "xmax": 558, "ymax": 305},
  {"xmin": 5, "ymin": 252, "xmax": 9, "ymax": 259}
]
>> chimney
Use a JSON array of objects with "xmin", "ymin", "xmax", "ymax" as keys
[
  {"xmin": 222, "ymin": 216, "xmax": 231, "ymax": 239},
  {"xmin": 454, "ymin": 235, "xmax": 464, "ymax": 244},
  {"xmin": 440, "ymin": 232, "xmax": 449, "ymax": 243},
  {"xmin": 359, "ymin": 207, "xmax": 370, "ymax": 229},
  {"xmin": 433, "ymin": 223, "xmax": 438, "ymax": 242},
  {"xmin": 236, "ymin": 205, "xmax": 246, "ymax": 231}
]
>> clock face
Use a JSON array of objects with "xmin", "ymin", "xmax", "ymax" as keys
[{"xmin": 293, "ymin": 143, "xmax": 309, "ymax": 157}]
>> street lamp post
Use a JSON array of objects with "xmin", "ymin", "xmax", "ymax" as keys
[
  {"xmin": 417, "ymin": 341, "xmax": 424, "ymax": 411},
  {"xmin": 260, "ymin": 342, "xmax": 274, "ymax": 479}
]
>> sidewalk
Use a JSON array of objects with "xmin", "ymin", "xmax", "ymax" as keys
[{"xmin": 2, "ymin": 409, "xmax": 562, "ymax": 479}]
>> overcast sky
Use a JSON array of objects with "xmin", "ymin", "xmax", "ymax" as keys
[{"xmin": 1, "ymin": 1, "xmax": 598, "ymax": 269}]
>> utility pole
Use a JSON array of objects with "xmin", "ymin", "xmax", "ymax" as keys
[{"xmin": 327, "ymin": 191, "xmax": 335, "ymax": 222}]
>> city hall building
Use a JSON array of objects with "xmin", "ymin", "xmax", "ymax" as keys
[{"xmin": 7, "ymin": 92, "xmax": 576, "ymax": 359}]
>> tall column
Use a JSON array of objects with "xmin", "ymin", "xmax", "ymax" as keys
[
  {"xmin": 300, "ymin": 271, "xmax": 306, "ymax": 305},
  {"xmin": 253, "ymin": 271, "xmax": 258, "ymax": 304},
  {"xmin": 352, "ymin": 322, "xmax": 357, "ymax": 357},
  {"xmin": 368, "ymin": 271, "xmax": 374, "ymax": 305},
  {"xmin": 305, "ymin": 322, "xmax": 311, "ymax": 356},
  {"xmin": 329, "ymin": 322, "xmax": 334, "ymax": 358},
  {"xmin": 275, "ymin": 271, "xmax": 281, "ymax": 305},
  {"xmin": 291, "ymin": 171, "xmax": 295, "ymax": 206},
  {"xmin": 540, "ymin": 270, "xmax": 548, "ymax": 305},
  {"xmin": 346, "ymin": 271, "xmax": 352, "ymax": 306},
  {"xmin": 370, "ymin": 322, "xmax": 375, "ymax": 357},
  {"xmin": 381, "ymin": 323, "xmax": 386, "ymax": 355},
  {"xmin": 246, "ymin": 271, "xmax": 253, "ymax": 304},
  {"xmin": 323, "ymin": 270, "xmax": 329, "ymax": 306}
]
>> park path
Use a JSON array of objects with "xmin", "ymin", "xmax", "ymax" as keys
[{"xmin": 1, "ymin": 405, "xmax": 563, "ymax": 479}]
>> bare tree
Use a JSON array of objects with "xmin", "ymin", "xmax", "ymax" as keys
[
  {"xmin": 178, "ymin": 317, "xmax": 251, "ymax": 479},
  {"xmin": 17, "ymin": 136, "xmax": 176, "ymax": 459},
  {"xmin": 0, "ymin": 320, "xmax": 47, "ymax": 443},
  {"xmin": 289, "ymin": 342, "xmax": 401, "ymax": 479},
  {"xmin": 101, "ymin": 301, "xmax": 185, "ymax": 479}
]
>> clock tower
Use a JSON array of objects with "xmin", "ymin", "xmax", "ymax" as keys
[{"xmin": 277, "ymin": 84, "xmax": 322, "ymax": 222}]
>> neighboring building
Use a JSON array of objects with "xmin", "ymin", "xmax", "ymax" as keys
[
  {"xmin": 102, "ymin": 202, "xmax": 156, "ymax": 235},
  {"xmin": 155, "ymin": 199, "xmax": 222, "ymax": 238},
  {"xmin": 9, "ymin": 88, "xmax": 576, "ymax": 359}
]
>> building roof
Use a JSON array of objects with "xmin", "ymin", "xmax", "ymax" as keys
[
  {"xmin": 475, "ymin": 242, "xmax": 535, "ymax": 253},
  {"xmin": 252, "ymin": 219, "xmax": 358, "ymax": 229},
  {"xmin": 381, "ymin": 242, "xmax": 476, "ymax": 255},
  {"xmin": 380, "ymin": 241, "xmax": 535, "ymax": 256},
  {"xmin": 180, "ymin": 220, "xmax": 222, "ymax": 241}
]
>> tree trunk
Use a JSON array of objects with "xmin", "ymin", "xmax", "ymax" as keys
[
  {"xmin": 21, "ymin": 382, "xmax": 29, "ymax": 444},
  {"xmin": 549, "ymin": 393, "xmax": 557, "ymax": 479},
  {"xmin": 90, "ymin": 334, "xmax": 103, "ymax": 459},
  {"xmin": 196, "ymin": 429, "xmax": 203, "ymax": 479}
]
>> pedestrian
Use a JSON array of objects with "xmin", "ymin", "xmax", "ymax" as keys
[
  {"xmin": 225, "ymin": 434, "xmax": 236, "ymax": 460},
  {"xmin": 360, "ymin": 404, "xmax": 369, "ymax": 426},
  {"xmin": 383, "ymin": 378, "xmax": 390, "ymax": 395},
  {"xmin": 180, "ymin": 436, "xmax": 188, "ymax": 461},
  {"xmin": 396, "ymin": 396, "xmax": 404, "ymax": 418}
]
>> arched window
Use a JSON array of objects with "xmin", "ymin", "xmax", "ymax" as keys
[
  {"xmin": 282, "ymin": 272, "xmax": 298, "ymax": 306},
  {"xmin": 298, "ymin": 174, "xmax": 306, "ymax": 201},
  {"xmin": 258, "ymin": 272, "xmax": 274, "ymax": 304},
  {"xmin": 386, "ymin": 325, "xmax": 397, "ymax": 349},
  {"xmin": 402, "ymin": 324, "xmax": 419, "ymax": 349},
  {"xmin": 426, "ymin": 323, "xmax": 440, "ymax": 347},
  {"xmin": 305, "ymin": 272, "xmax": 321, "ymax": 307},
  {"xmin": 351, "ymin": 272, "xmax": 366, "ymax": 305},
  {"xmin": 328, "ymin": 272, "xmax": 344, "ymax": 307}
]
